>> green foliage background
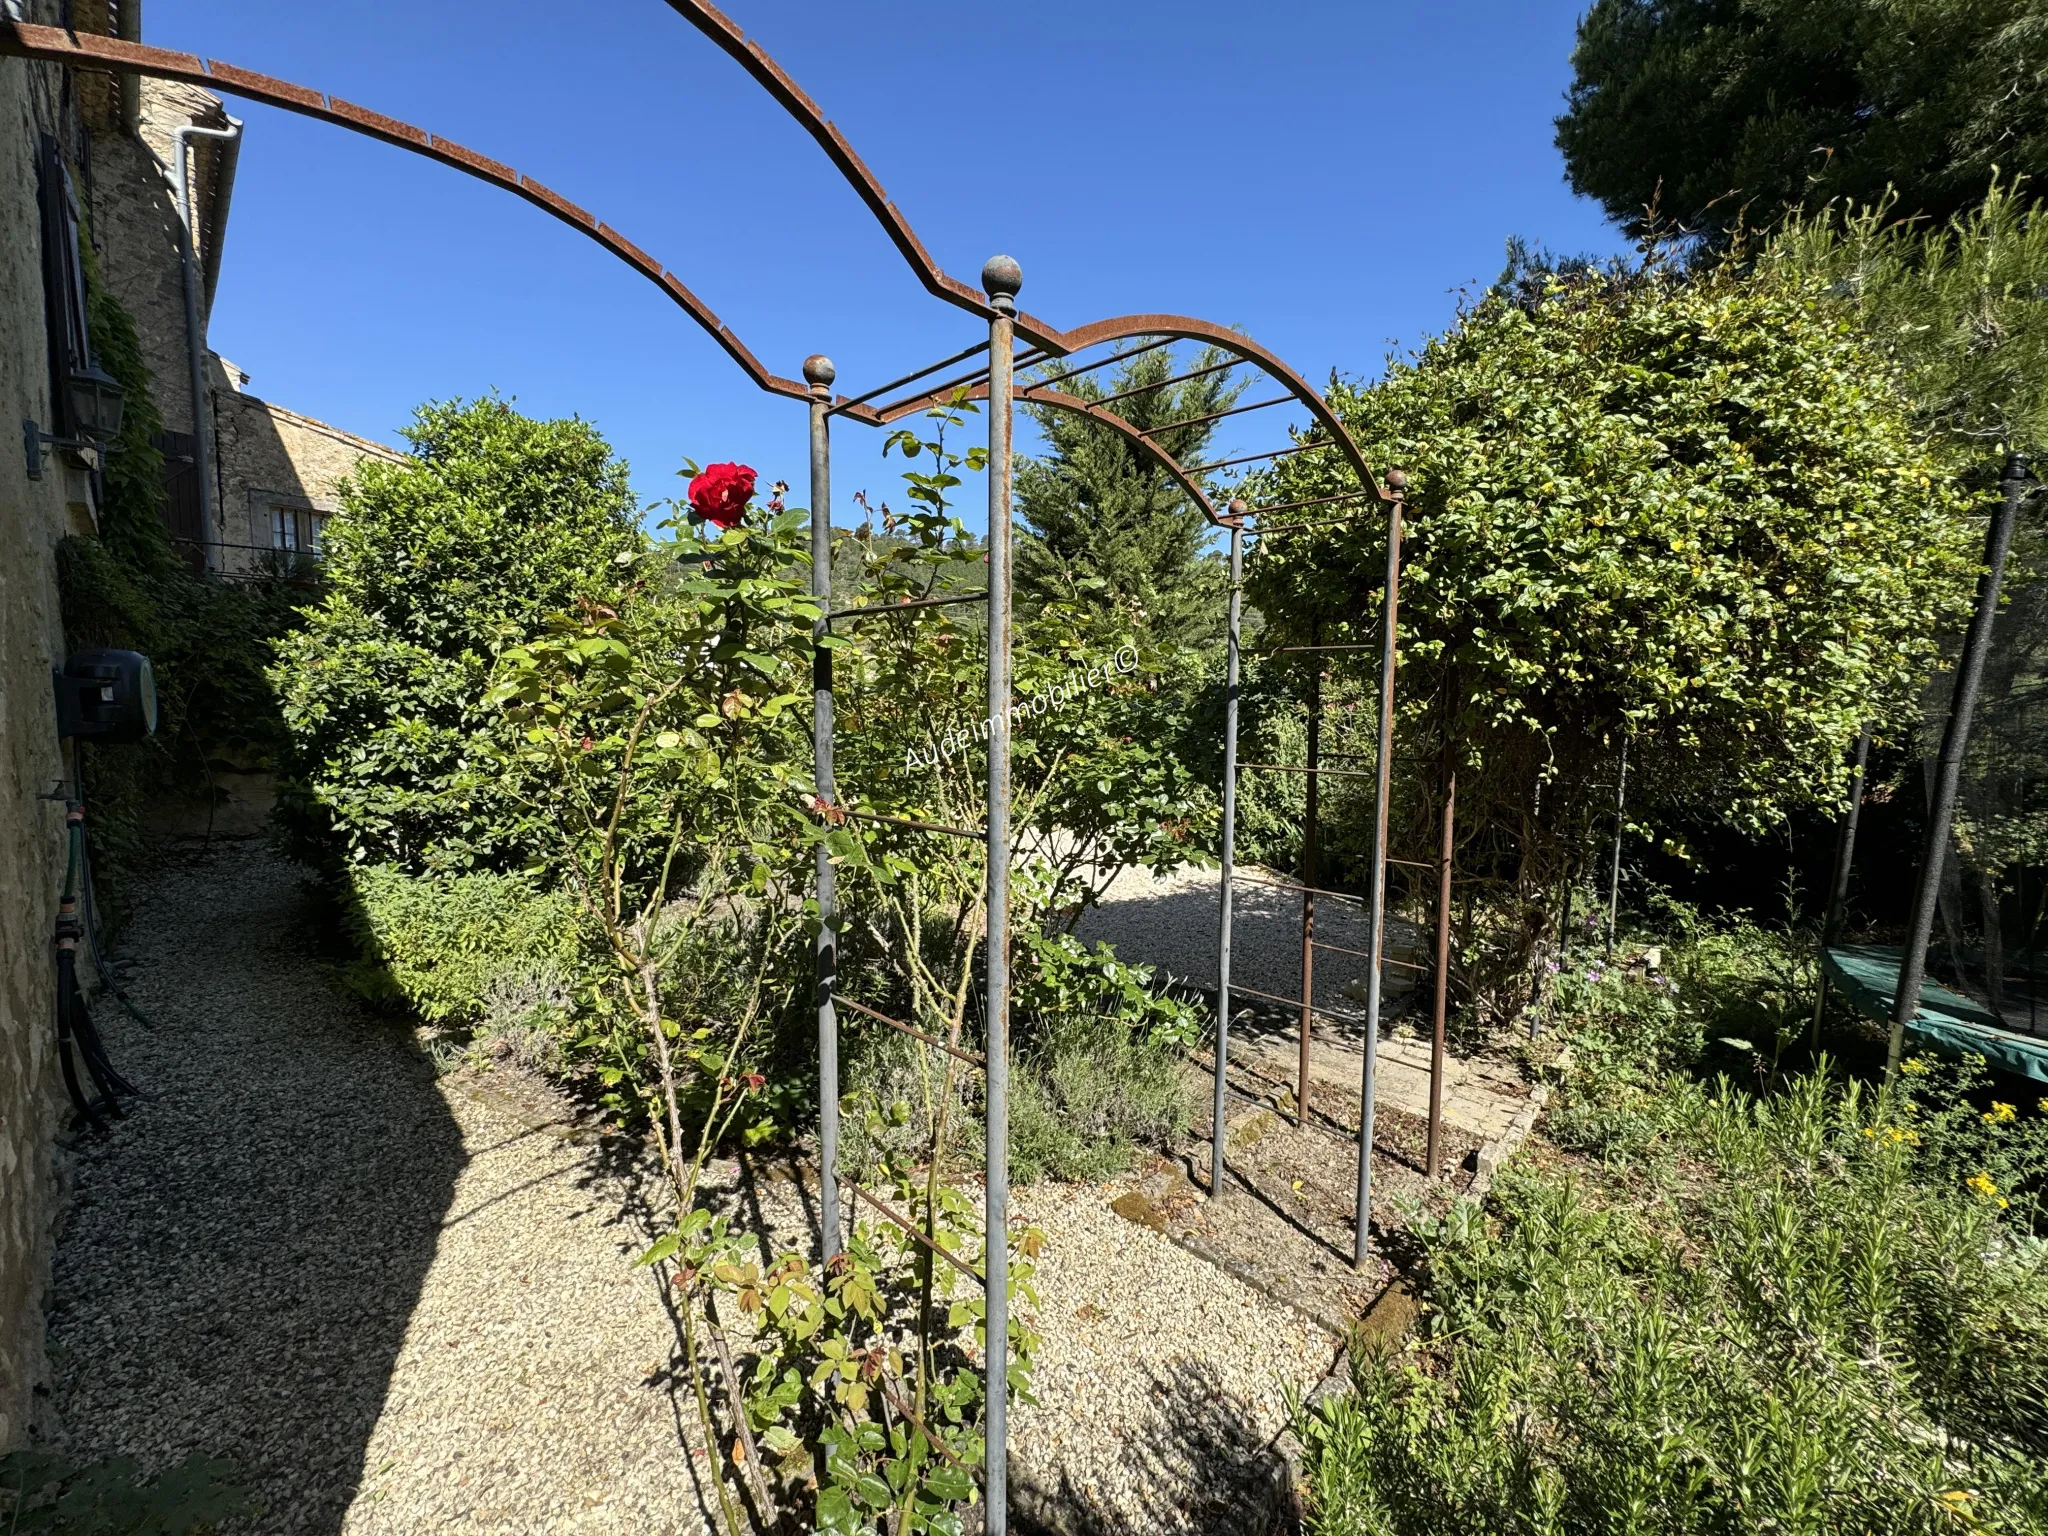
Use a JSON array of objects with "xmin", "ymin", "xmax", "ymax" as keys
[
  {"xmin": 338, "ymin": 864, "xmax": 583, "ymax": 1026},
  {"xmin": 1767, "ymin": 177, "xmax": 2048, "ymax": 454},
  {"xmin": 270, "ymin": 397, "xmax": 641, "ymax": 875},
  {"xmin": 1299, "ymin": 928, "xmax": 2048, "ymax": 1534},
  {"xmin": 1016, "ymin": 346, "xmax": 1240, "ymax": 649},
  {"xmin": 1246, "ymin": 256, "xmax": 1977, "ymax": 982},
  {"xmin": 1557, "ymin": 0, "xmax": 2048, "ymax": 240}
]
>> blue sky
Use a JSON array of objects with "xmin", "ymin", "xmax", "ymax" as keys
[{"xmin": 154, "ymin": 0, "xmax": 1628, "ymax": 529}]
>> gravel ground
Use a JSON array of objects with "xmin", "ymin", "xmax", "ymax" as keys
[
  {"xmin": 692, "ymin": 1169, "xmax": 1336, "ymax": 1535},
  {"xmin": 50, "ymin": 843, "xmax": 1337, "ymax": 1535},
  {"xmin": 1004, "ymin": 1182, "xmax": 1336, "ymax": 1533},
  {"xmin": 50, "ymin": 843, "xmax": 717, "ymax": 1535},
  {"xmin": 1074, "ymin": 860, "xmax": 1424, "ymax": 1026}
]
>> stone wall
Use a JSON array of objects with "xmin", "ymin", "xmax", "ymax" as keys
[
  {"xmin": 0, "ymin": 17, "xmax": 95, "ymax": 1452},
  {"xmin": 85, "ymin": 76, "xmax": 218, "ymax": 449},
  {"xmin": 86, "ymin": 76, "xmax": 403, "ymax": 579},
  {"xmin": 214, "ymin": 373, "xmax": 408, "ymax": 566}
]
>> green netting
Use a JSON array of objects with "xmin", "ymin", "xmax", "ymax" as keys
[{"xmin": 1918, "ymin": 523, "xmax": 2048, "ymax": 1028}]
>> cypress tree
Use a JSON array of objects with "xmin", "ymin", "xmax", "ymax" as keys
[{"xmin": 1015, "ymin": 346, "xmax": 1242, "ymax": 648}]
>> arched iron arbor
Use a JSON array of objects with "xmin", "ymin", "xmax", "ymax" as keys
[{"xmin": 4, "ymin": 12, "xmax": 1448, "ymax": 1527}]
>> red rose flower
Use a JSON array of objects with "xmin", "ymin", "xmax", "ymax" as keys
[{"xmin": 688, "ymin": 462, "xmax": 756, "ymax": 529}]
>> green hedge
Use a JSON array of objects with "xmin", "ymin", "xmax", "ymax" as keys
[{"xmin": 340, "ymin": 864, "xmax": 584, "ymax": 1027}]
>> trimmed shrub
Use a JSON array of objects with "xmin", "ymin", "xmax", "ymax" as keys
[{"xmin": 341, "ymin": 864, "xmax": 583, "ymax": 1028}]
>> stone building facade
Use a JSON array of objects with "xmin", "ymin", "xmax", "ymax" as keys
[
  {"xmin": 212, "ymin": 365, "xmax": 407, "ymax": 568},
  {"xmin": 89, "ymin": 67, "xmax": 405, "ymax": 575},
  {"xmin": 0, "ymin": 0, "xmax": 90, "ymax": 1456},
  {"xmin": 0, "ymin": 1, "xmax": 400, "ymax": 1448}
]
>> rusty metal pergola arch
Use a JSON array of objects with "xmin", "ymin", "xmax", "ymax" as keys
[
  {"xmin": 0, "ymin": 19, "xmax": 829, "ymax": 401},
  {"xmin": 4, "ymin": 14, "xmax": 1453, "ymax": 1531}
]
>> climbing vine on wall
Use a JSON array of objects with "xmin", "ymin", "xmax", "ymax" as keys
[{"xmin": 58, "ymin": 231, "xmax": 303, "ymax": 891}]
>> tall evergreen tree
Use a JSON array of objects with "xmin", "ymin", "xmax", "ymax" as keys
[
  {"xmin": 1015, "ymin": 346, "xmax": 1243, "ymax": 647},
  {"xmin": 1556, "ymin": 0, "xmax": 2048, "ymax": 242}
]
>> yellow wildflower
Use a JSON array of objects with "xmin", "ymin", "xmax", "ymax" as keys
[
  {"xmin": 1966, "ymin": 1173, "xmax": 1999, "ymax": 1199},
  {"xmin": 1900, "ymin": 1057, "xmax": 1931, "ymax": 1076},
  {"xmin": 1984, "ymin": 1102, "xmax": 2017, "ymax": 1124}
]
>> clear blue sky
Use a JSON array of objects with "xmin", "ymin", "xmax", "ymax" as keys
[{"xmin": 153, "ymin": 0, "xmax": 1627, "ymax": 529}]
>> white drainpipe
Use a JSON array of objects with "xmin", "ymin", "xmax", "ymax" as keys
[{"xmin": 167, "ymin": 117, "xmax": 241, "ymax": 572}]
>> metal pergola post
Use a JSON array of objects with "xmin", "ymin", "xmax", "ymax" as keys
[
  {"xmin": 980, "ymin": 253, "xmax": 1021, "ymax": 1534},
  {"xmin": 806, "ymin": 353, "xmax": 842, "ymax": 1260},
  {"xmin": 1426, "ymin": 765, "xmax": 1455, "ymax": 1179},
  {"xmin": 1298, "ymin": 625, "xmax": 1321, "ymax": 1123},
  {"xmin": 1354, "ymin": 474, "xmax": 1405, "ymax": 1270},
  {"xmin": 1889, "ymin": 453, "xmax": 2032, "ymax": 1076},
  {"xmin": 1211, "ymin": 513, "xmax": 1245, "ymax": 1197}
]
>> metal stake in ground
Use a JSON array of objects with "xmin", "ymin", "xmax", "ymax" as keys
[
  {"xmin": 806, "ymin": 353, "xmax": 842, "ymax": 1260},
  {"xmin": 1427, "ymin": 766, "xmax": 1455, "ymax": 1180},
  {"xmin": 1810, "ymin": 726, "xmax": 1869, "ymax": 1050},
  {"xmin": 981, "ymin": 253, "xmax": 1021, "ymax": 1534},
  {"xmin": 1889, "ymin": 453, "xmax": 2032, "ymax": 1077},
  {"xmin": 1354, "ymin": 471, "xmax": 1406, "ymax": 1271},
  {"xmin": 1212, "ymin": 510, "xmax": 1245, "ymax": 1197}
]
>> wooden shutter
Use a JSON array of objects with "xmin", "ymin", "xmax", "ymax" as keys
[
  {"xmin": 36, "ymin": 134, "xmax": 94, "ymax": 441},
  {"xmin": 151, "ymin": 430, "xmax": 206, "ymax": 569}
]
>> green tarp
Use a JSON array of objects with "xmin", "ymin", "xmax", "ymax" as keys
[{"xmin": 1822, "ymin": 944, "xmax": 2048, "ymax": 1085}]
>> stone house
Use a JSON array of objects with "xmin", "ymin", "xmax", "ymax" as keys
[
  {"xmin": 0, "ymin": 0, "xmax": 399, "ymax": 1450},
  {"xmin": 82, "ymin": 42, "xmax": 407, "ymax": 575}
]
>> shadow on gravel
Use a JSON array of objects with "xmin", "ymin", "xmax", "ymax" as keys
[
  {"xmin": 47, "ymin": 846, "xmax": 466, "ymax": 1534},
  {"xmin": 1011, "ymin": 1359, "xmax": 1296, "ymax": 1536}
]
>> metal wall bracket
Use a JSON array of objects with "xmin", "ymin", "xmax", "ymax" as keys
[{"xmin": 23, "ymin": 418, "xmax": 99, "ymax": 481}]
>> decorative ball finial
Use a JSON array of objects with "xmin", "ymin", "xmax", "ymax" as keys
[
  {"xmin": 1227, "ymin": 496, "xmax": 1248, "ymax": 520},
  {"xmin": 803, "ymin": 354, "xmax": 836, "ymax": 391},
  {"xmin": 981, "ymin": 254, "xmax": 1023, "ymax": 309},
  {"xmin": 1385, "ymin": 468, "xmax": 1409, "ymax": 494}
]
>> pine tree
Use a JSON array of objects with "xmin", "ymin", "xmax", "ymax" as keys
[
  {"xmin": 1015, "ymin": 346, "xmax": 1242, "ymax": 648},
  {"xmin": 1556, "ymin": 0, "xmax": 2048, "ymax": 243}
]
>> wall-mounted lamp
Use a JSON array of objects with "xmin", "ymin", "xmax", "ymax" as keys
[{"xmin": 24, "ymin": 360, "xmax": 126, "ymax": 480}]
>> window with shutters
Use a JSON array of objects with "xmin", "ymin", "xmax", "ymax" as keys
[
  {"xmin": 268, "ymin": 504, "xmax": 327, "ymax": 554},
  {"xmin": 37, "ymin": 133, "xmax": 94, "ymax": 443}
]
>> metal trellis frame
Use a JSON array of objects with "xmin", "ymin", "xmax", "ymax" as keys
[{"xmin": 4, "ymin": 14, "xmax": 1437, "ymax": 1529}]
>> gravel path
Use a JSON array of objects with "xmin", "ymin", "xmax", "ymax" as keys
[
  {"xmin": 1074, "ymin": 860, "xmax": 1424, "ymax": 1025},
  {"xmin": 51, "ymin": 843, "xmax": 717, "ymax": 1534},
  {"xmin": 51, "ymin": 843, "xmax": 1334, "ymax": 1534},
  {"xmin": 1004, "ymin": 1183, "xmax": 1335, "ymax": 1533}
]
